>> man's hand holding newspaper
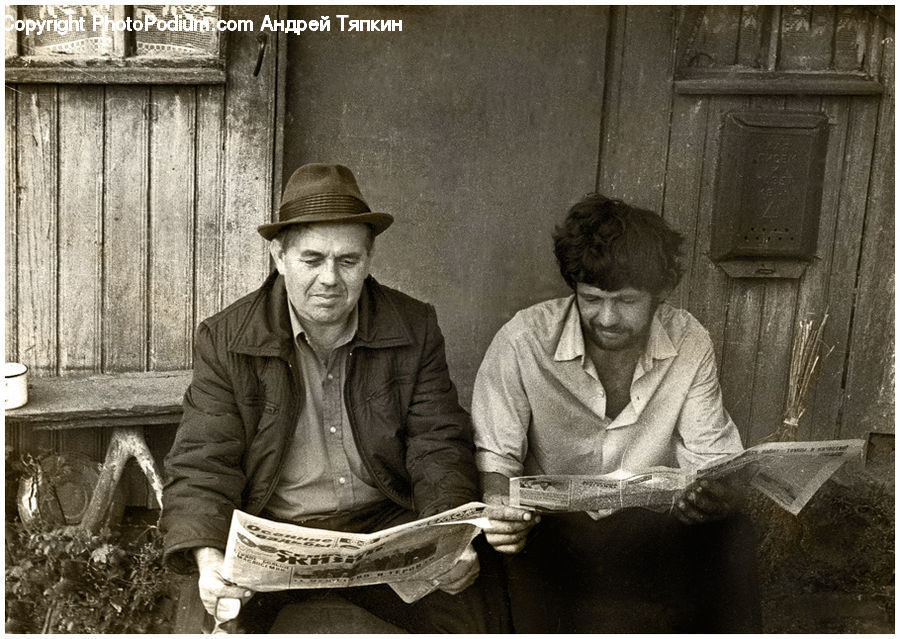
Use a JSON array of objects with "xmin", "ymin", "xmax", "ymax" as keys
[
  {"xmin": 205, "ymin": 438, "xmax": 863, "ymax": 620},
  {"xmin": 216, "ymin": 502, "xmax": 492, "ymax": 608},
  {"xmin": 509, "ymin": 439, "xmax": 866, "ymax": 517}
]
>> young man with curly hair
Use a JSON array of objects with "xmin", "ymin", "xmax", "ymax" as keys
[{"xmin": 473, "ymin": 194, "xmax": 761, "ymax": 633}]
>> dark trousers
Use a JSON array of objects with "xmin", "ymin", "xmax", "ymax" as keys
[
  {"xmin": 233, "ymin": 502, "xmax": 511, "ymax": 633},
  {"xmin": 505, "ymin": 508, "xmax": 762, "ymax": 633}
]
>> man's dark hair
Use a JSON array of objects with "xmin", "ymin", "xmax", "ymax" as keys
[{"xmin": 552, "ymin": 194, "xmax": 684, "ymax": 295}]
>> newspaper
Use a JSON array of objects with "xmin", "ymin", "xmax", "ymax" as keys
[
  {"xmin": 510, "ymin": 439, "xmax": 866, "ymax": 516},
  {"xmin": 221, "ymin": 502, "xmax": 490, "ymax": 603}
]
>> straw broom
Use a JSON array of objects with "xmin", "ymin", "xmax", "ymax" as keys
[{"xmin": 773, "ymin": 313, "xmax": 834, "ymax": 442}]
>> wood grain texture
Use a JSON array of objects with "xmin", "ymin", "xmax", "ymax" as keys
[
  {"xmin": 663, "ymin": 94, "xmax": 709, "ymax": 310},
  {"xmin": 57, "ymin": 85, "xmax": 103, "ymax": 375},
  {"xmin": 194, "ymin": 85, "xmax": 226, "ymax": 325},
  {"xmin": 148, "ymin": 86, "xmax": 195, "ymax": 370},
  {"xmin": 6, "ymin": 87, "xmax": 18, "ymax": 362},
  {"xmin": 103, "ymin": 86, "xmax": 149, "ymax": 372},
  {"xmin": 598, "ymin": 5, "xmax": 675, "ymax": 212},
  {"xmin": 5, "ymin": 370, "xmax": 192, "ymax": 426},
  {"xmin": 808, "ymin": 97, "xmax": 880, "ymax": 439},
  {"xmin": 686, "ymin": 95, "xmax": 749, "ymax": 364},
  {"xmin": 222, "ymin": 5, "xmax": 277, "ymax": 306},
  {"xmin": 841, "ymin": 26, "xmax": 895, "ymax": 437},
  {"xmin": 16, "ymin": 85, "xmax": 58, "ymax": 377}
]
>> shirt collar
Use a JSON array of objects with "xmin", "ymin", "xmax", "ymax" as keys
[
  {"xmin": 640, "ymin": 308, "xmax": 678, "ymax": 371},
  {"xmin": 553, "ymin": 297, "xmax": 678, "ymax": 369},
  {"xmin": 287, "ymin": 299, "xmax": 359, "ymax": 350},
  {"xmin": 553, "ymin": 296, "xmax": 586, "ymax": 363}
]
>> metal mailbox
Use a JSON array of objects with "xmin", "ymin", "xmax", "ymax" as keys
[{"xmin": 711, "ymin": 111, "xmax": 829, "ymax": 278}]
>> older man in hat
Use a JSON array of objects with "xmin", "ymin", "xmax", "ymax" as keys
[{"xmin": 161, "ymin": 164, "xmax": 507, "ymax": 633}]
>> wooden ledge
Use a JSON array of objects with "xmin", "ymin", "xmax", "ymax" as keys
[{"xmin": 5, "ymin": 370, "xmax": 192, "ymax": 430}]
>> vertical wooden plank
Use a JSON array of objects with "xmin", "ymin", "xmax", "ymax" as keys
[
  {"xmin": 57, "ymin": 86, "xmax": 105, "ymax": 460},
  {"xmin": 662, "ymin": 94, "xmax": 709, "ymax": 310},
  {"xmin": 718, "ymin": 279, "xmax": 764, "ymax": 442},
  {"xmin": 103, "ymin": 86, "xmax": 149, "ymax": 372},
  {"xmin": 148, "ymin": 86, "xmax": 195, "ymax": 371},
  {"xmin": 598, "ymin": 5, "xmax": 675, "ymax": 212},
  {"xmin": 841, "ymin": 24, "xmax": 894, "ymax": 438},
  {"xmin": 6, "ymin": 87, "xmax": 18, "ymax": 362},
  {"xmin": 17, "ymin": 85, "xmax": 58, "ymax": 377},
  {"xmin": 194, "ymin": 86, "xmax": 225, "ymax": 325},
  {"xmin": 686, "ymin": 95, "xmax": 748, "ymax": 363},
  {"xmin": 793, "ymin": 97, "xmax": 849, "ymax": 440},
  {"xmin": 57, "ymin": 86, "xmax": 103, "ymax": 375},
  {"xmin": 221, "ymin": 5, "xmax": 278, "ymax": 305},
  {"xmin": 807, "ymin": 97, "xmax": 880, "ymax": 440},
  {"xmin": 747, "ymin": 280, "xmax": 798, "ymax": 443},
  {"xmin": 862, "ymin": 12, "xmax": 884, "ymax": 80}
]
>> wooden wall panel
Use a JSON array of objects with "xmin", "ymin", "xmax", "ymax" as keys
[
  {"xmin": 16, "ymin": 86, "xmax": 58, "ymax": 377},
  {"xmin": 194, "ymin": 86, "xmax": 225, "ymax": 326},
  {"xmin": 807, "ymin": 97, "xmax": 880, "ymax": 439},
  {"xmin": 841, "ymin": 28, "xmax": 895, "ymax": 437},
  {"xmin": 794, "ymin": 97, "xmax": 851, "ymax": 440},
  {"xmin": 662, "ymin": 94, "xmax": 708, "ymax": 310},
  {"xmin": 57, "ymin": 86, "xmax": 104, "ymax": 375},
  {"xmin": 5, "ymin": 7, "xmax": 279, "ymax": 506},
  {"xmin": 221, "ymin": 4, "xmax": 278, "ymax": 306},
  {"xmin": 599, "ymin": 6, "xmax": 675, "ymax": 212},
  {"xmin": 600, "ymin": 7, "xmax": 893, "ymax": 443},
  {"xmin": 148, "ymin": 87, "xmax": 195, "ymax": 371},
  {"xmin": 686, "ymin": 95, "xmax": 748, "ymax": 363},
  {"xmin": 6, "ymin": 87, "xmax": 18, "ymax": 362},
  {"xmin": 103, "ymin": 86, "xmax": 149, "ymax": 372}
]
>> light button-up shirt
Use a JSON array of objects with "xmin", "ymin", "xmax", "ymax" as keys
[{"xmin": 472, "ymin": 296, "xmax": 743, "ymax": 478}]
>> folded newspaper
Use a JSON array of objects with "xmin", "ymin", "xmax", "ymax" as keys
[
  {"xmin": 221, "ymin": 502, "xmax": 490, "ymax": 603},
  {"xmin": 509, "ymin": 439, "xmax": 866, "ymax": 516}
]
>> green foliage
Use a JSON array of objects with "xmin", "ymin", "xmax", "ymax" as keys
[{"xmin": 5, "ymin": 520, "xmax": 174, "ymax": 633}]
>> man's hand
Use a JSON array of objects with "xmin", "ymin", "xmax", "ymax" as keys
[
  {"xmin": 434, "ymin": 543, "xmax": 480, "ymax": 595},
  {"xmin": 484, "ymin": 496, "xmax": 540, "ymax": 554},
  {"xmin": 480, "ymin": 471, "xmax": 540, "ymax": 554},
  {"xmin": 194, "ymin": 547, "xmax": 255, "ymax": 619},
  {"xmin": 674, "ymin": 478, "xmax": 737, "ymax": 525}
]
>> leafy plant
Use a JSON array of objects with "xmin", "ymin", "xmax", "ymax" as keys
[{"xmin": 5, "ymin": 519, "xmax": 174, "ymax": 633}]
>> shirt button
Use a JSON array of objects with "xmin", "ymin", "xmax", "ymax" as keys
[
  {"xmin": 327, "ymin": 373, "xmax": 334, "ymax": 380},
  {"xmin": 338, "ymin": 477, "xmax": 346, "ymax": 485},
  {"xmin": 329, "ymin": 426, "xmax": 337, "ymax": 434}
]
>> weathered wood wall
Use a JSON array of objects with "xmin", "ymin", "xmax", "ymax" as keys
[
  {"xmin": 598, "ymin": 6, "xmax": 894, "ymax": 443},
  {"xmin": 5, "ymin": 6, "xmax": 281, "ymax": 503}
]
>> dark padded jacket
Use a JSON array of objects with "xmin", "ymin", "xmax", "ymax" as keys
[{"xmin": 160, "ymin": 272, "xmax": 478, "ymax": 572}]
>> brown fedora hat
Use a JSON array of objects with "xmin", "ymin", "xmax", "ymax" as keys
[{"xmin": 257, "ymin": 163, "xmax": 394, "ymax": 240}]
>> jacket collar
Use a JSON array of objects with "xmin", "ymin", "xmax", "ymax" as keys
[{"xmin": 229, "ymin": 272, "xmax": 413, "ymax": 359}]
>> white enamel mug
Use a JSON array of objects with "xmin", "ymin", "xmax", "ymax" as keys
[{"xmin": 4, "ymin": 362, "xmax": 28, "ymax": 409}]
